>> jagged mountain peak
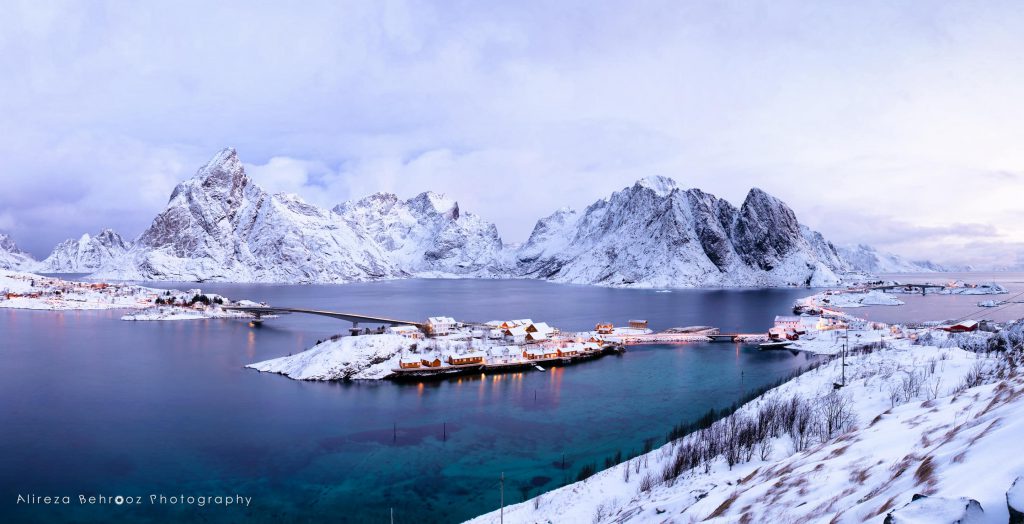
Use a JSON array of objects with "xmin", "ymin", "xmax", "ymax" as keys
[
  {"xmin": 633, "ymin": 175, "xmax": 678, "ymax": 197},
  {"xmin": 517, "ymin": 180, "xmax": 843, "ymax": 287},
  {"xmin": 334, "ymin": 190, "xmax": 501, "ymax": 275},
  {"xmin": 0, "ymin": 232, "xmax": 35, "ymax": 270},
  {"xmin": 0, "ymin": 232, "xmax": 27, "ymax": 254},
  {"xmin": 409, "ymin": 191, "xmax": 459, "ymax": 219},
  {"xmin": 36, "ymin": 229, "xmax": 132, "ymax": 273}
]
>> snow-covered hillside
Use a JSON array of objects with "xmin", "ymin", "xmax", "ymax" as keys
[
  {"xmin": 0, "ymin": 233, "xmax": 36, "ymax": 270},
  {"xmin": 36, "ymin": 229, "xmax": 131, "ymax": 273},
  {"xmin": 334, "ymin": 191, "xmax": 504, "ymax": 276},
  {"xmin": 93, "ymin": 148, "xmax": 403, "ymax": 283},
  {"xmin": 514, "ymin": 177, "xmax": 846, "ymax": 287},
  {"xmin": 839, "ymin": 244, "xmax": 948, "ymax": 274},
  {"xmin": 469, "ymin": 328, "xmax": 1024, "ymax": 523},
  {"xmin": 246, "ymin": 335, "xmax": 416, "ymax": 380}
]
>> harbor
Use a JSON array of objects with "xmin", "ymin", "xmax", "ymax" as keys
[{"xmin": 239, "ymin": 306, "xmax": 847, "ymax": 381}]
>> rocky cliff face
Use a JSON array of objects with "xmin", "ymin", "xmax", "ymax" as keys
[
  {"xmin": 37, "ymin": 230, "xmax": 131, "ymax": 273},
  {"xmin": 94, "ymin": 148, "xmax": 403, "ymax": 283},
  {"xmin": 514, "ymin": 177, "xmax": 844, "ymax": 287},
  {"xmin": 333, "ymin": 191, "xmax": 504, "ymax": 276},
  {"xmin": 0, "ymin": 233, "xmax": 36, "ymax": 270}
]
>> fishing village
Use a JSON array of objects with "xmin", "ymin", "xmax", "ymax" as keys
[{"xmin": 239, "ymin": 279, "xmax": 1010, "ymax": 382}]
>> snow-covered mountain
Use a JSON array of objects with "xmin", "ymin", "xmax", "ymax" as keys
[
  {"xmin": 514, "ymin": 176, "xmax": 845, "ymax": 287},
  {"xmin": 36, "ymin": 229, "xmax": 131, "ymax": 273},
  {"xmin": 838, "ymin": 244, "xmax": 948, "ymax": 274},
  {"xmin": 333, "ymin": 191, "xmax": 504, "ymax": 276},
  {"xmin": 0, "ymin": 233, "xmax": 36, "ymax": 270},
  {"xmin": 93, "ymin": 148, "xmax": 403, "ymax": 283},
  {"xmin": 70, "ymin": 149, "xmax": 953, "ymax": 286}
]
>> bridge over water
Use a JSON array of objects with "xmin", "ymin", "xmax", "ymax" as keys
[
  {"xmin": 222, "ymin": 305, "xmax": 425, "ymax": 332},
  {"xmin": 869, "ymin": 284, "xmax": 946, "ymax": 295}
]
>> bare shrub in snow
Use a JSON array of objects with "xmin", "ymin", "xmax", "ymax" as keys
[
  {"xmin": 901, "ymin": 370, "xmax": 924, "ymax": 403},
  {"xmin": 758, "ymin": 437, "xmax": 774, "ymax": 461},
  {"xmin": 816, "ymin": 389, "xmax": 856, "ymax": 442},
  {"xmin": 639, "ymin": 473, "xmax": 656, "ymax": 493}
]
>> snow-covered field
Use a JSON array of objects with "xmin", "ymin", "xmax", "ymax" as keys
[
  {"xmin": 789, "ymin": 327, "xmax": 891, "ymax": 355},
  {"xmin": 246, "ymin": 334, "xmax": 417, "ymax": 380},
  {"xmin": 468, "ymin": 333, "xmax": 1024, "ymax": 523}
]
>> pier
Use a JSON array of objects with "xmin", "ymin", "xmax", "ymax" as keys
[
  {"xmin": 612, "ymin": 332, "xmax": 769, "ymax": 345},
  {"xmin": 389, "ymin": 345, "xmax": 622, "ymax": 380}
]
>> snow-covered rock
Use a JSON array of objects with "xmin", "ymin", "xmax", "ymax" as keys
[
  {"xmin": 246, "ymin": 335, "xmax": 416, "ymax": 380},
  {"xmin": 1007, "ymin": 477, "xmax": 1024, "ymax": 523},
  {"xmin": 839, "ymin": 244, "xmax": 948, "ymax": 274},
  {"xmin": 93, "ymin": 148, "xmax": 403, "ymax": 283},
  {"xmin": 36, "ymin": 229, "xmax": 130, "ymax": 273},
  {"xmin": 0, "ymin": 233, "xmax": 36, "ymax": 270},
  {"xmin": 884, "ymin": 495, "xmax": 985, "ymax": 524},
  {"xmin": 333, "ymin": 191, "xmax": 504, "ymax": 276},
  {"xmin": 514, "ymin": 178, "xmax": 845, "ymax": 288}
]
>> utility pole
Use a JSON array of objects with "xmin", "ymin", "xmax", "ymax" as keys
[{"xmin": 842, "ymin": 327, "xmax": 848, "ymax": 386}]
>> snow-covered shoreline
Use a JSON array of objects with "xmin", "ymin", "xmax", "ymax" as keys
[
  {"xmin": 467, "ymin": 329, "xmax": 1024, "ymax": 523},
  {"xmin": 463, "ymin": 287, "xmax": 1024, "ymax": 523},
  {"xmin": 0, "ymin": 269, "xmax": 254, "ymax": 321}
]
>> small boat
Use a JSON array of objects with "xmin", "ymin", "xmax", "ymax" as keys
[
  {"xmin": 759, "ymin": 340, "xmax": 793, "ymax": 350},
  {"xmin": 534, "ymin": 365, "xmax": 546, "ymax": 372}
]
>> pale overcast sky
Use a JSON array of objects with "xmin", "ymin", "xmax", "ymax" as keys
[{"xmin": 2, "ymin": 0, "xmax": 1024, "ymax": 267}]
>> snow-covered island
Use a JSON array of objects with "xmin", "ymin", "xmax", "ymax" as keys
[
  {"xmin": 467, "ymin": 318, "xmax": 1024, "ymax": 523},
  {"xmin": 795, "ymin": 280, "xmax": 1009, "ymax": 313},
  {"xmin": 246, "ymin": 318, "xmax": 627, "ymax": 381},
  {"xmin": 0, "ymin": 269, "xmax": 251, "ymax": 321}
]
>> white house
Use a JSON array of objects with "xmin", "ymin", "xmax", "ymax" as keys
[
  {"xmin": 387, "ymin": 325, "xmax": 424, "ymax": 339},
  {"xmin": 427, "ymin": 316, "xmax": 457, "ymax": 336},
  {"xmin": 774, "ymin": 315, "xmax": 801, "ymax": 330},
  {"xmin": 504, "ymin": 326, "xmax": 528, "ymax": 343},
  {"xmin": 526, "ymin": 331, "xmax": 548, "ymax": 342},
  {"xmin": 798, "ymin": 315, "xmax": 820, "ymax": 333},
  {"xmin": 526, "ymin": 322, "xmax": 554, "ymax": 336}
]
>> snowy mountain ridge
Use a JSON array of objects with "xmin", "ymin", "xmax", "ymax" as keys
[
  {"xmin": 333, "ymin": 190, "xmax": 505, "ymax": 277},
  {"xmin": 838, "ymin": 243, "xmax": 952, "ymax": 274},
  {"xmin": 92, "ymin": 148, "xmax": 404, "ymax": 283},
  {"xmin": 26, "ymin": 148, "xmax": 955, "ymax": 285},
  {"xmin": 514, "ymin": 177, "xmax": 847, "ymax": 287},
  {"xmin": 0, "ymin": 233, "xmax": 36, "ymax": 271},
  {"xmin": 36, "ymin": 229, "xmax": 131, "ymax": 273}
]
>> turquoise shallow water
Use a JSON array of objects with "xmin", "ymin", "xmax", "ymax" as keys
[{"xmin": 1, "ymin": 279, "xmax": 819, "ymax": 523}]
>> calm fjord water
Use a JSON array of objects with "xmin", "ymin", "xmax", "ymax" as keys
[{"xmin": 1, "ymin": 279, "xmax": 819, "ymax": 523}]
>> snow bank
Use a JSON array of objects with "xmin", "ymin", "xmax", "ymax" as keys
[
  {"xmin": 245, "ymin": 335, "xmax": 416, "ymax": 380},
  {"xmin": 884, "ymin": 495, "xmax": 985, "ymax": 524}
]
